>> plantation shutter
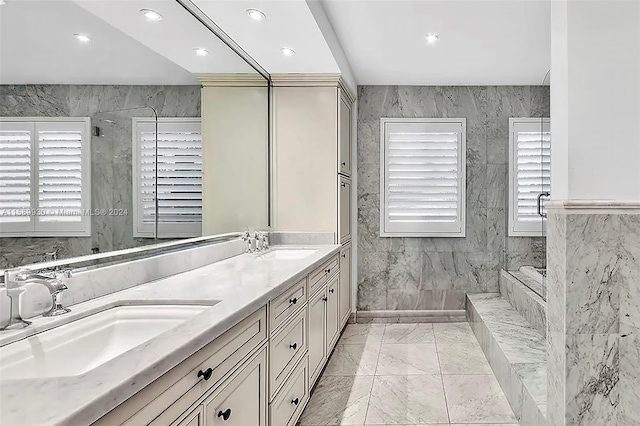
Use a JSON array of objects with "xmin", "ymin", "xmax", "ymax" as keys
[
  {"xmin": 0, "ymin": 118, "xmax": 90, "ymax": 237},
  {"xmin": 508, "ymin": 118, "xmax": 550, "ymax": 236},
  {"xmin": 0, "ymin": 122, "xmax": 34, "ymax": 231},
  {"xmin": 381, "ymin": 119, "xmax": 466, "ymax": 237},
  {"xmin": 134, "ymin": 118, "xmax": 202, "ymax": 237}
]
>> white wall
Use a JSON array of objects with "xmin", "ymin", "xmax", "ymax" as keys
[{"xmin": 551, "ymin": 0, "xmax": 640, "ymax": 200}]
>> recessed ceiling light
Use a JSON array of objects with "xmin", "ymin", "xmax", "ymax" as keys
[
  {"xmin": 280, "ymin": 47, "xmax": 295, "ymax": 57},
  {"xmin": 426, "ymin": 33, "xmax": 440, "ymax": 44},
  {"xmin": 140, "ymin": 9, "xmax": 163, "ymax": 21},
  {"xmin": 74, "ymin": 33, "xmax": 91, "ymax": 43},
  {"xmin": 246, "ymin": 8, "xmax": 266, "ymax": 21},
  {"xmin": 194, "ymin": 48, "xmax": 209, "ymax": 57}
]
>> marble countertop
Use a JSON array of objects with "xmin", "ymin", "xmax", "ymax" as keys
[{"xmin": 0, "ymin": 244, "xmax": 341, "ymax": 426}]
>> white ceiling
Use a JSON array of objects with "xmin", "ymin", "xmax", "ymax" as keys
[
  {"xmin": 0, "ymin": 0, "xmax": 257, "ymax": 85},
  {"xmin": 192, "ymin": 0, "xmax": 339, "ymax": 74},
  {"xmin": 321, "ymin": 0, "xmax": 551, "ymax": 85}
]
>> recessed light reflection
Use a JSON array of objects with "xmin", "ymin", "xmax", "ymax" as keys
[
  {"xmin": 74, "ymin": 33, "xmax": 91, "ymax": 43},
  {"xmin": 141, "ymin": 9, "xmax": 163, "ymax": 21},
  {"xmin": 280, "ymin": 47, "xmax": 295, "ymax": 57},
  {"xmin": 246, "ymin": 8, "xmax": 266, "ymax": 21},
  {"xmin": 426, "ymin": 34, "xmax": 440, "ymax": 44},
  {"xmin": 194, "ymin": 48, "xmax": 209, "ymax": 57}
]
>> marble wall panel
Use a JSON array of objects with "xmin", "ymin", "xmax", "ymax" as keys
[
  {"xmin": 0, "ymin": 85, "xmax": 201, "ymax": 268},
  {"xmin": 357, "ymin": 86, "xmax": 549, "ymax": 310}
]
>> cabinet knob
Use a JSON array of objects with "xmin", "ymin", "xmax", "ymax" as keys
[
  {"xmin": 217, "ymin": 408, "xmax": 232, "ymax": 421},
  {"xmin": 289, "ymin": 342, "xmax": 298, "ymax": 350},
  {"xmin": 342, "ymin": 253, "xmax": 346, "ymax": 258},
  {"xmin": 341, "ymin": 162, "xmax": 346, "ymax": 166},
  {"xmin": 325, "ymin": 268, "xmax": 331, "ymax": 274},
  {"xmin": 291, "ymin": 397, "xmax": 300, "ymax": 406},
  {"xmin": 197, "ymin": 367, "xmax": 213, "ymax": 381},
  {"xmin": 289, "ymin": 297, "xmax": 297, "ymax": 305},
  {"xmin": 322, "ymin": 296, "xmax": 328, "ymax": 302},
  {"xmin": 329, "ymin": 288, "xmax": 335, "ymax": 294},
  {"xmin": 341, "ymin": 182, "xmax": 346, "ymax": 188}
]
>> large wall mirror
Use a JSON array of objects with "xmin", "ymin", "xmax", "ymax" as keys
[{"xmin": 0, "ymin": 0, "xmax": 269, "ymax": 269}]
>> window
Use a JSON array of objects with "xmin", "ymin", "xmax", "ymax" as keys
[
  {"xmin": 132, "ymin": 118, "xmax": 202, "ymax": 238},
  {"xmin": 0, "ymin": 118, "xmax": 91, "ymax": 237},
  {"xmin": 380, "ymin": 118, "xmax": 466, "ymax": 237},
  {"xmin": 508, "ymin": 118, "xmax": 550, "ymax": 236}
]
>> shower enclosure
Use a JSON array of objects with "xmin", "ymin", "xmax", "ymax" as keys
[{"xmin": 505, "ymin": 116, "xmax": 550, "ymax": 300}]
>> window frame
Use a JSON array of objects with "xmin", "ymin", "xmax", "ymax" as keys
[
  {"xmin": 508, "ymin": 117, "xmax": 551, "ymax": 237},
  {"xmin": 379, "ymin": 117, "xmax": 466, "ymax": 238},
  {"xmin": 132, "ymin": 117, "xmax": 202, "ymax": 239},
  {"xmin": 0, "ymin": 117, "xmax": 91, "ymax": 238}
]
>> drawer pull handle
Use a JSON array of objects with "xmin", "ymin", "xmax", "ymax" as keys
[
  {"xmin": 291, "ymin": 397, "xmax": 300, "ymax": 406},
  {"xmin": 329, "ymin": 288, "xmax": 335, "ymax": 294},
  {"xmin": 341, "ymin": 182, "xmax": 346, "ymax": 187},
  {"xmin": 325, "ymin": 268, "xmax": 331, "ymax": 274},
  {"xmin": 341, "ymin": 161, "xmax": 346, "ymax": 167},
  {"xmin": 197, "ymin": 368, "xmax": 213, "ymax": 381},
  {"xmin": 289, "ymin": 342, "xmax": 298, "ymax": 350},
  {"xmin": 322, "ymin": 296, "xmax": 328, "ymax": 302},
  {"xmin": 342, "ymin": 253, "xmax": 346, "ymax": 258},
  {"xmin": 217, "ymin": 408, "xmax": 231, "ymax": 421},
  {"xmin": 289, "ymin": 297, "xmax": 298, "ymax": 305}
]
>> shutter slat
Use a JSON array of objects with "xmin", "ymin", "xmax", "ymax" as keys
[{"xmin": 515, "ymin": 129, "xmax": 551, "ymax": 221}]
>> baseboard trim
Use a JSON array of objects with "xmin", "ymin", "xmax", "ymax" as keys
[{"xmin": 349, "ymin": 309, "xmax": 466, "ymax": 324}]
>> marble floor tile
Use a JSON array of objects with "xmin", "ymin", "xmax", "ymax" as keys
[
  {"xmin": 338, "ymin": 324, "xmax": 385, "ymax": 348},
  {"xmin": 433, "ymin": 322, "xmax": 479, "ymax": 346},
  {"xmin": 375, "ymin": 344, "xmax": 441, "ymax": 375},
  {"xmin": 382, "ymin": 323, "xmax": 435, "ymax": 344},
  {"xmin": 436, "ymin": 341, "xmax": 493, "ymax": 374},
  {"xmin": 442, "ymin": 375, "xmax": 517, "ymax": 424},
  {"xmin": 299, "ymin": 375, "xmax": 374, "ymax": 425},
  {"xmin": 324, "ymin": 344, "xmax": 380, "ymax": 376},
  {"xmin": 365, "ymin": 375, "xmax": 449, "ymax": 424}
]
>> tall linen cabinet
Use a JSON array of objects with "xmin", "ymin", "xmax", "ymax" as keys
[{"xmin": 271, "ymin": 74, "xmax": 354, "ymax": 389}]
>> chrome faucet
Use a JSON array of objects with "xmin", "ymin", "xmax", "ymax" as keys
[
  {"xmin": 15, "ymin": 270, "xmax": 71, "ymax": 317},
  {"xmin": 242, "ymin": 230, "xmax": 270, "ymax": 253},
  {"xmin": 1, "ymin": 269, "xmax": 72, "ymax": 330}
]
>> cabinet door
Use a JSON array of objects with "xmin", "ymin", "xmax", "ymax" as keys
[
  {"xmin": 338, "ymin": 176, "xmax": 352, "ymax": 244},
  {"xmin": 174, "ymin": 406, "xmax": 204, "ymax": 426},
  {"xmin": 204, "ymin": 347, "xmax": 267, "ymax": 426},
  {"xmin": 339, "ymin": 243, "xmax": 352, "ymax": 327},
  {"xmin": 338, "ymin": 95, "xmax": 352, "ymax": 176},
  {"xmin": 308, "ymin": 287, "xmax": 327, "ymax": 387},
  {"xmin": 326, "ymin": 275, "xmax": 340, "ymax": 352}
]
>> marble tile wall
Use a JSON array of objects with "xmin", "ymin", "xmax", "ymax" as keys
[
  {"xmin": 547, "ymin": 207, "xmax": 640, "ymax": 425},
  {"xmin": 357, "ymin": 86, "xmax": 549, "ymax": 310},
  {"xmin": 0, "ymin": 85, "xmax": 201, "ymax": 268}
]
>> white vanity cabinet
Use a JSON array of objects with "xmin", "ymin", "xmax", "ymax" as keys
[
  {"xmin": 94, "ymin": 250, "xmax": 348, "ymax": 426},
  {"xmin": 338, "ymin": 175, "xmax": 352, "ymax": 244},
  {"xmin": 339, "ymin": 243, "xmax": 352, "ymax": 328},
  {"xmin": 338, "ymin": 94, "xmax": 352, "ymax": 176}
]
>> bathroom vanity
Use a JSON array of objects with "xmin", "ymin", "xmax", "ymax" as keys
[{"xmin": 0, "ymin": 244, "xmax": 350, "ymax": 426}]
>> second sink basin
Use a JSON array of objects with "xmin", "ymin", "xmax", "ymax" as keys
[
  {"xmin": 0, "ymin": 304, "xmax": 215, "ymax": 380},
  {"xmin": 259, "ymin": 248, "xmax": 318, "ymax": 260}
]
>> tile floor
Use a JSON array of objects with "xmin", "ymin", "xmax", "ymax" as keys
[{"xmin": 299, "ymin": 322, "xmax": 518, "ymax": 426}]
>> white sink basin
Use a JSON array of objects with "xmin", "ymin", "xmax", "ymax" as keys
[
  {"xmin": 259, "ymin": 249, "xmax": 318, "ymax": 260},
  {"xmin": 0, "ymin": 304, "xmax": 214, "ymax": 380}
]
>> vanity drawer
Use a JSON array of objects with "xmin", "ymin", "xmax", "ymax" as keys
[
  {"xmin": 98, "ymin": 306, "xmax": 267, "ymax": 426},
  {"xmin": 309, "ymin": 254, "xmax": 339, "ymax": 296},
  {"xmin": 270, "ymin": 276, "xmax": 307, "ymax": 333},
  {"xmin": 269, "ymin": 309, "xmax": 307, "ymax": 398},
  {"xmin": 269, "ymin": 356, "xmax": 309, "ymax": 426}
]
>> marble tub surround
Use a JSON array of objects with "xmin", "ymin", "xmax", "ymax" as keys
[
  {"xmin": 357, "ymin": 85, "xmax": 549, "ymax": 312},
  {"xmin": 546, "ymin": 202, "xmax": 640, "ymax": 426},
  {"xmin": 467, "ymin": 293, "xmax": 547, "ymax": 425},
  {"xmin": 499, "ymin": 270, "xmax": 547, "ymax": 337},
  {"xmin": 300, "ymin": 322, "xmax": 517, "ymax": 425},
  {"xmin": 0, "ymin": 84, "xmax": 201, "ymax": 268},
  {"xmin": 0, "ymin": 244, "xmax": 340, "ymax": 426}
]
